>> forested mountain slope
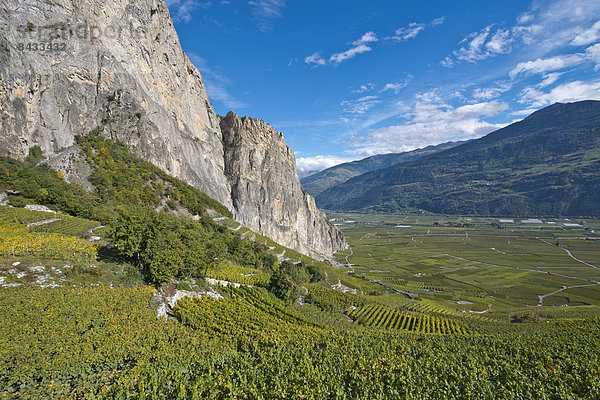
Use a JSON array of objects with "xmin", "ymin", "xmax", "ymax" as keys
[
  {"xmin": 316, "ymin": 101, "xmax": 600, "ymax": 216},
  {"xmin": 301, "ymin": 141, "xmax": 466, "ymax": 197}
]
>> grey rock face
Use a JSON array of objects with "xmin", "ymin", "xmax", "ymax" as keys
[
  {"xmin": 0, "ymin": 0, "xmax": 232, "ymax": 207},
  {"xmin": 220, "ymin": 112, "xmax": 347, "ymax": 259},
  {"xmin": 0, "ymin": 0, "xmax": 346, "ymax": 258}
]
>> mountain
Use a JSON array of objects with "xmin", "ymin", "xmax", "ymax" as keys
[
  {"xmin": 316, "ymin": 101, "xmax": 600, "ymax": 216},
  {"xmin": 220, "ymin": 112, "xmax": 345, "ymax": 258},
  {"xmin": 301, "ymin": 141, "xmax": 467, "ymax": 197},
  {"xmin": 0, "ymin": 0, "xmax": 345, "ymax": 258}
]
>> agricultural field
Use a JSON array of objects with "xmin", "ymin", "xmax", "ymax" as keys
[
  {"xmin": 1, "ymin": 206, "xmax": 599, "ymax": 398},
  {"xmin": 330, "ymin": 212, "xmax": 600, "ymax": 317}
]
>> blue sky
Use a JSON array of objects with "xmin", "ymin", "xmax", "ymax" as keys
[{"xmin": 166, "ymin": 0, "xmax": 600, "ymax": 174}]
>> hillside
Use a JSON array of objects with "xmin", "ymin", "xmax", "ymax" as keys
[
  {"xmin": 0, "ymin": 0, "xmax": 345, "ymax": 259},
  {"xmin": 316, "ymin": 101, "xmax": 600, "ymax": 216},
  {"xmin": 301, "ymin": 141, "xmax": 466, "ymax": 197}
]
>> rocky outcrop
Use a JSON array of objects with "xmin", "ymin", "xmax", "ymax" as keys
[
  {"xmin": 0, "ymin": 0, "xmax": 232, "ymax": 207},
  {"xmin": 0, "ymin": 0, "xmax": 345, "ymax": 258},
  {"xmin": 220, "ymin": 112, "xmax": 346, "ymax": 259}
]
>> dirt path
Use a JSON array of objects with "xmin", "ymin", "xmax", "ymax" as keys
[
  {"xmin": 537, "ymin": 238, "xmax": 599, "ymax": 269},
  {"xmin": 537, "ymin": 283, "xmax": 600, "ymax": 306},
  {"xmin": 27, "ymin": 218, "xmax": 61, "ymax": 227},
  {"xmin": 386, "ymin": 247, "xmax": 600, "ymax": 285}
]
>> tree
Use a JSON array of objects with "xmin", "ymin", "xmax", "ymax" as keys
[{"xmin": 268, "ymin": 271, "xmax": 300, "ymax": 303}]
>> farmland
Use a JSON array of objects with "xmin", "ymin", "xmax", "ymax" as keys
[{"xmin": 330, "ymin": 212, "xmax": 600, "ymax": 316}]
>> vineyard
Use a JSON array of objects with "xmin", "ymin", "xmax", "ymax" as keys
[
  {"xmin": 0, "ymin": 206, "xmax": 98, "ymax": 263},
  {"xmin": 206, "ymin": 263, "xmax": 270, "ymax": 286},
  {"xmin": 347, "ymin": 304, "xmax": 468, "ymax": 334},
  {"xmin": 1, "ymin": 286, "xmax": 600, "ymax": 399},
  {"xmin": 30, "ymin": 217, "xmax": 100, "ymax": 237}
]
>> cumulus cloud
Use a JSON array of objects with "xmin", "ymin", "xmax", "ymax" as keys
[
  {"xmin": 452, "ymin": 26, "xmax": 514, "ymax": 63},
  {"xmin": 353, "ymin": 83, "xmax": 375, "ymax": 93},
  {"xmin": 510, "ymin": 53, "xmax": 586, "ymax": 77},
  {"xmin": 349, "ymin": 98, "xmax": 509, "ymax": 157},
  {"xmin": 353, "ymin": 31, "xmax": 378, "ymax": 46},
  {"xmin": 330, "ymin": 44, "xmax": 372, "ymax": 64},
  {"xmin": 587, "ymin": 43, "xmax": 600, "ymax": 69},
  {"xmin": 249, "ymin": 0, "xmax": 285, "ymax": 32},
  {"xmin": 571, "ymin": 21, "xmax": 600, "ymax": 46},
  {"xmin": 304, "ymin": 52, "xmax": 327, "ymax": 66},
  {"xmin": 381, "ymin": 82, "xmax": 407, "ymax": 94},
  {"xmin": 519, "ymin": 80, "xmax": 600, "ymax": 106},
  {"xmin": 296, "ymin": 155, "xmax": 357, "ymax": 175},
  {"xmin": 329, "ymin": 32, "xmax": 378, "ymax": 65},
  {"xmin": 306, "ymin": 31, "xmax": 378, "ymax": 67},
  {"xmin": 189, "ymin": 53, "xmax": 246, "ymax": 109},
  {"xmin": 386, "ymin": 23, "xmax": 425, "ymax": 42}
]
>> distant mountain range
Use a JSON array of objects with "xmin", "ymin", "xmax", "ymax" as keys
[
  {"xmin": 314, "ymin": 100, "xmax": 600, "ymax": 217},
  {"xmin": 301, "ymin": 141, "xmax": 467, "ymax": 197}
]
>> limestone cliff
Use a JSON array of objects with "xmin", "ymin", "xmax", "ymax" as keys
[
  {"xmin": 0, "ymin": 0, "xmax": 346, "ymax": 258},
  {"xmin": 220, "ymin": 112, "xmax": 346, "ymax": 259},
  {"xmin": 0, "ymin": 0, "xmax": 232, "ymax": 207}
]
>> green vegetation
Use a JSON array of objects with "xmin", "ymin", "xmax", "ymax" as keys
[
  {"xmin": 1, "ymin": 285, "xmax": 599, "ymax": 399},
  {"xmin": 317, "ymin": 101, "xmax": 600, "ymax": 216},
  {"xmin": 2, "ymin": 127, "xmax": 600, "ymax": 397},
  {"xmin": 0, "ymin": 132, "xmax": 286, "ymax": 287}
]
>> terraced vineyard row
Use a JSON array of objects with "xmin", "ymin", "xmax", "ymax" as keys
[
  {"xmin": 0, "ymin": 231, "xmax": 98, "ymax": 262},
  {"xmin": 31, "ymin": 217, "xmax": 100, "ymax": 237},
  {"xmin": 207, "ymin": 265, "xmax": 270, "ymax": 286},
  {"xmin": 381, "ymin": 277, "xmax": 444, "ymax": 291},
  {"xmin": 347, "ymin": 305, "xmax": 468, "ymax": 334},
  {"xmin": 0, "ymin": 206, "xmax": 56, "ymax": 225}
]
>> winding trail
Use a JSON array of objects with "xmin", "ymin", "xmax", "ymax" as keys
[
  {"xmin": 366, "ymin": 245, "xmax": 600, "ymax": 285},
  {"xmin": 537, "ymin": 238, "xmax": 599, "ymax": 270},
  {"xmin": 537, "ymin": 283, "xmax": 600, "ymax": 306}
]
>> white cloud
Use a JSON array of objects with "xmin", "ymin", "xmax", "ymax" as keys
[
  {"xmin": 341, "ymin": 96, "xmax": 381, "ymax": 115},
  {"xmin": 249, "ymin": 0, "xmax": 285, "ymax": 32},
  {"xmin": 188, "ymin": 53, "xmax": 246, "ymax": 109},
  {"xmin": 349, "ymin": 98, "xmax": 509, "ymax": 157},
  {"xmin": 381, "ymin": 82, "xmax": 407, "ymax": 94},
  {"xmin": 517, "ymin": 14, "xmax": 534, "ymax": 25},
  {"xmin": 453, "ymin": 26, "xmax": 513, "ymax": 63},
  {"xmin": 485, "ymin": 29, "xmax": 513, "ymax": 54},
  {"xmin": 444, "ymin": 1, "xmax": 600, "ymax": 66},
  {"xmin": 296, "ymin": 155, "xmax": 357, "ymax": 175},
  {"xmin": 440, "ymin": 56, "xmax": 454, "ymax": 68},
  {"xmin": 353, "ymin": 83, "xmax": 375, "ymax": 93},
  {"xmin": 587, "ymin": 43, "xmax": 600, "ymax": 69},
  {"xmin": 538, "ymin": 72, "xmax": 563, "ymax": 88},
  {"xmin": 519, "ymin": 80, "xmax": 600, "ymax": 106},
  {"xmin": 432, "ymin": 16, "xmax": 446, "ymax": 27},
  {"xmin": 472, "ymin": 83, "xmax": 512, "ymax": 100},
  {"xmin": 454, "ymin": 26, "xmax": 492, "ymax": 62},
  {"xmin": 308, "ymin": 32, "xmax": 378, "ymax": 67},
  {"xmin": 330, "ymin": 44, "xmax": 372, "ymax": 64},
  {"xmin": 571, "ymin": 21, "xmax": 600, "ymax": 46},
  {"xmin": 305, "ymin": 52, "xmax": 327, "ymax": 66},
  {"xmin": 510, "ymin": 53, "xmax": 586, "ymax": 77},
  {"xmin": 386, "ymin": 22, "xmax": 425, "ymax": 42},
  {"xmin": 353, "ymin": 31, "xmax": 378, "ymax": 46},
  {"xmin": 165, "ymin": 0, "xmax": 210, "ymax": 22}
]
